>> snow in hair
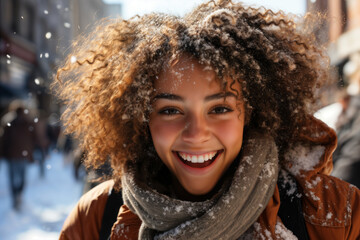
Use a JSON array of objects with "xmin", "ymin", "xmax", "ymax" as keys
[{"xmin": 202, "ymin": 8, "xmax": 236, "ymax": 26}]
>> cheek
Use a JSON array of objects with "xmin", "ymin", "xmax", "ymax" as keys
[
  {"xmin": 214, "ymin": 118, "xmax": 244, "ymax": 148},
  {"xmin": 149, "ymin": 118, "xmax": 183, "ymax": 149}
]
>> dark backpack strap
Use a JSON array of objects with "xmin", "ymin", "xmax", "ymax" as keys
[
  {"xmin": 277, "ymin": 171, "xmax": 310, "ymax": 240},
  {"xmin": 99, "ymin": 188, "xmax": 123, "ymax": 240}
]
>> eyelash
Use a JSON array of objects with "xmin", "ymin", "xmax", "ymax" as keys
[
  {"xmin": 158, "ymin": 108, "xmax": 182, "ymax": 115},
  {"xmin": 210, "ymin": 105, "xmax": 234, "ymax": 114},
  {"xmin": 158, "ymin": 105, "xmax": 234, "ymax": 116}
]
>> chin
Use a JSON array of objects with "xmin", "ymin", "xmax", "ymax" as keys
[{"xmin": 183, "ymin": 183, "xmax": 216, "ymax": 196}]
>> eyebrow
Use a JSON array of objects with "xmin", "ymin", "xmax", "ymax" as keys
[
  {"xmin": 153, "ymin": 92, "xmax": 237, "ymax": 101},
  {"xmin": 153, "ymin": 93, "xmax": 183, "ymax": 101},
  {"xmin": 205, "ymin": 92, "xmax": 237, "ymax": 101}
]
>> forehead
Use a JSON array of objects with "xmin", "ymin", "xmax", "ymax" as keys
[
  {"xmin": 154, "ymin": 55, "xmax": 244, "ymax": 99},
  {"xmin": 156, "ymin": 55, "xmax": 221, "ymax": 91}
]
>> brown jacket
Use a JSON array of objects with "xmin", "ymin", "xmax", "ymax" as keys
[{"xmin": 59, "ymin": 118, "xmax": 360, "ymax": 240}]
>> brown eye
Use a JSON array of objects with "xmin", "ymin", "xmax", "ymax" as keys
[
  {"xmin": 210, "ymin": 106, "xmax": 233, "ymax": 114},
  {"xmin": 159, "ymin": 108, "xmax": 181, "ymax": 115}
]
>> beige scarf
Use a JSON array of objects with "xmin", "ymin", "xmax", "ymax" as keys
[{"xmin": 122, "ymin": 130, "xmax": 279, "ymax": 239}]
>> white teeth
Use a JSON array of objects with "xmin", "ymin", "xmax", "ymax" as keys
[{"xmin": 178, "ymin": 151, "xmax": 217, "ymax": 163}]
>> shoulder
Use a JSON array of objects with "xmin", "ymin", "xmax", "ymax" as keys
[
  {"xmin": 0, "ymin": 111, "xmax": 16, "ymax": 127},
  {"xmin": 111, "ymin": 205, "xmax": 142, "ymax": 240},
  {"xmin": 77, "ymin": 180, "xmax": 114, "ymax": 212},
  {"xmin": 300, "ymin": 174, "xmax": 360, "ymax": 239},
  {"xmin": 59, "ymin": 180, "xmax": 114, "ymax": 240}
]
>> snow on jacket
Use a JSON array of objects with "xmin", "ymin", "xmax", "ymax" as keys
[{"xmin": 59, "ymin": 117, "xmax": 360, "ymax": 240}]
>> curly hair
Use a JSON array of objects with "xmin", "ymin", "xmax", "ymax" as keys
[{"xmin": 54, "ymin": 0, "xmax": 330, "ymax": 187}]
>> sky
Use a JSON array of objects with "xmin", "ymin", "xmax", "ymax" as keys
[{"xmin": 103, "ymin": 0, "xmax": 306, "ymax": 20}]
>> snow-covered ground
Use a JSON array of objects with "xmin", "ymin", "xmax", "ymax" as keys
[{"xmin": 0, "ymin": 151, "xmax": 83, "ymax": 240}]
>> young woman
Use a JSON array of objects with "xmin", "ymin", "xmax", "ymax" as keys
[{"xmin": 56, "ymin": 0, "xmax": 360, "ymax": 239}]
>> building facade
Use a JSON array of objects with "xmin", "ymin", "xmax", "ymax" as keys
[
  {"xmin": 0, "ymin": 0, "xmax": 74, "ymax": 115},
  {"xmin": 0, "ymin": 0, "xmax": 120, "ymax": 116},
  {"xmin": 307, "ymin": 0, "xmax": 360, "ymax": 94}
]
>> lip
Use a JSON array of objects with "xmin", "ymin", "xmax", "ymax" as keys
[{"xmin": 172, "ymin": 150, "xmax": 224, "ymax": 174}]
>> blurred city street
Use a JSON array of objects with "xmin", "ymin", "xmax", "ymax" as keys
[
  {"xmin": 1, "ymin": 0, "xmax": 360, "ymax": 239},
  {"xmin": 0, "ymin": 151, "xmax": 82, "ymax": 240}
]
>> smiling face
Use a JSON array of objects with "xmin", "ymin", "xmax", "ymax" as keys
[{"xmin": 149, "ymin": 55, "xmax": 245, "ymax": 197}]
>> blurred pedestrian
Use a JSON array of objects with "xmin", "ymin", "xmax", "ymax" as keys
[
  {"xmin": 56, "ymin": 132, "xmax": 76, "ymax": 164},
  {"xmin": 0, "ymin": 100, "xmax": 37, "ymax": 210},
  {"xmin": 332, "ymin": 53, "xmax": 360, "ymax": 188},
  {"xmin": 46, "ymin": 113, "xmax": 61, "ymax": 152},
  {"xmin": 33, "ymin": 110, "xmax": 51, "ymax": 178}
]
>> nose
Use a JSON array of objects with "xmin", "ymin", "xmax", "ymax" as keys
[{"xmin": 181, "ymin": 113, "xmax": 211, "ymax": 143}]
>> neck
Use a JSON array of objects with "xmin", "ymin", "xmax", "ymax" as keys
[{"xmin": 170, "ymin": 174, "xmax": 218, "ymax": 202}]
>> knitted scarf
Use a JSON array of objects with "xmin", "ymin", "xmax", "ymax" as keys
[{"xmin": 122, "ymin": 131, "xmax": 279, "ymax": 239}]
